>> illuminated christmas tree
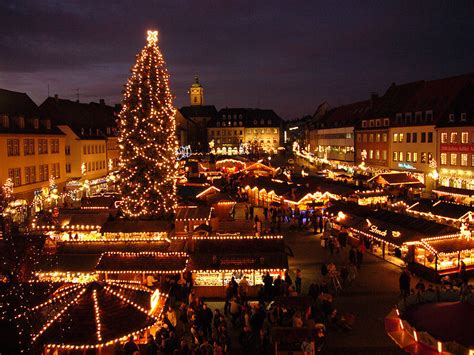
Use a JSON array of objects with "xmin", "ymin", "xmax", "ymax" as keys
[{"xmin": 118, "ymin": 30, "xmax": 178, "ymax": 218}]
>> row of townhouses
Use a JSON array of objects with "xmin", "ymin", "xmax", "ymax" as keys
[
  {"xmin": 304, "ymin": 73, "xmax": 474, "ymax": 191},
  {"xmin": 0, "ymin": 89, "xmax": 119, "ymax": 200},
  {"xmin": 177, "ymin": 77, "xmax": 285, "ymax": 154}
]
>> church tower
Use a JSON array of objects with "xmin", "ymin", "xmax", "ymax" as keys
[{"xmin": 189, "ymin": 76, "xmax": 204, "ymax": 106}]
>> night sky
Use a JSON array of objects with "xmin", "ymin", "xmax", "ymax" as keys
[{"xmin": 0, "ymin": 1, "xmax": 473, "ymax": 119}]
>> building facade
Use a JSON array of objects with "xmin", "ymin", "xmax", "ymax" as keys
[
  {"xmin": 179, "ymin": 77, "xmax": 217, "ymax": 152},
  {"xmin": 0, "ymin": 89, "xmax": 67, "ymax": 200},
  {"xmin": 208, "ymin": 108, "xmax": 283, "ymax": 155}
]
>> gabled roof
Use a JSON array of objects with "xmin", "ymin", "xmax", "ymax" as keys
[
  {"xmin": 407, "ymin": 200, "xmax": 473, "ymax": 220},
  {"xmin": 317, "ymin": 100, "xmax": 372, "ymax": 129},
  {"xmin": 438, "ymin": 81, "xmax": 474, "ymax": 127},
  {"xmin": 0, "ymin": 88, "xmax": 39, "ymax": 118},
  {"xmin": 39, "ymin": 97, "xmax": 118, "ymax": 138},
  {"xmin": 101, "ymin": 220, "xmax": 171, "ymax": 233}
]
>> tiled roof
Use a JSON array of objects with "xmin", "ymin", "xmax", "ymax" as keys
[
  {"xmin": 0, "ymin": 88, "xmax": 39, "ymax": 117},
  {"xmin": 438, "ymin": 82, "xmax": 474, "ymax": 127},
  {"xmin": 317, "ymin": 100, "xmax": 371, "ymax": 129},
  {"xmin": 36, "ymin": 254, "xmax": 100, "ymax": 272},
  {"xmin": 95, "ymin": 252, "xmax": 188, "ymax": 272},
  {"xmin": 370, "ymin": 173, "xmax": 424, "ymax": 187},
  {"xmin": 193, "ymin": 238, "xmax": 286, "ymax": 254},
  {"xmin": 39, "ymin": 97, "xmax": 118, "ymax": 138},
  {"xmin": 433, "ymin": 186, "xmax": 474, "ymax": 198}
]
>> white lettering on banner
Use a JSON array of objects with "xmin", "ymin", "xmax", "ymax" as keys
[{"xmin": 369, "ymin": 224, "xmax": 401, "ymax": 238}]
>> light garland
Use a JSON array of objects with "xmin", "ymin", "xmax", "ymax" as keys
[
  {"xmin": 92, "ymin": 290, "xmax": 102, "ymax": 342},
  {"xmin": 118, "ymin": 30, "xmax": 178, "ymax": 218}
]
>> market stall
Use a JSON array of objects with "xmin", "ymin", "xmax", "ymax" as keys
[
  {"xmin": 101, "ymin": 219, "xmax": 170, "ymax": 240},
  {"xmin": 407, "ymin": 200, "xmax": 473, "ymax": 228},
  {"xmin": 204, "ymin": 193, "xmax": 236, "ymax": 221},
  {"xmin": 369, "ymin": 172, "xmax": 425, "ymax": 198},
  {"xmin": 414, "ymin": 234, "xmax": 474, "ymax": 276},
  {"xmin": 348, "ymin": 189, "xmax": 390, "ymax": 206},
  {"xmin": 187, "ymin": 235, "xmax": 288, "ymax": 298},
  {"xmin": 432, "ymin": 185, "xmax": 474, "ymax": 206},
  {"xmin": 13, "ymin": 281, "xmax": 166, "ymax": 354},
  {"xmin": 95, "ymin": 251, "xmax": 188, "ymax": 283}
]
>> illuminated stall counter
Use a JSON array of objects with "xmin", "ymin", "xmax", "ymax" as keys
[
  {"xmin": 187, "ymin": 236, "xmax": 288, "ymax": 298},
  {"xmin": 414, "ymin": 235, "xmax": 474, "ymax": 275},
  {"xmin": 329, "ymin": 201, "xmax": 458, "ymax": 268}
]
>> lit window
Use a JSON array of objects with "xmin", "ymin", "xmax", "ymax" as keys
[
  {"xmin": 399, "ymin": 133, "xmax": 404, "ymax": 143},
  {"xmin": 357, "ymin": 134, "xmax": 361, "ymax": 142},
  {"xmin": 461, "ymin": 132, "xmax": 468, "ymax": 144},
  {"xmin": 393, "ymin": 152, "xmax": 398, "ymax": 161},
  {"xmin": 369, "ymin": 134, "xmax": 374, "ymax": 142},
  {"xmin": 461, "ymin": 153, "xmax": 468, "ymax": 166},
  {"xmin": 399, "ymin": 151, "xmax": 403, "ymax": 161},
  {"xmin": 406, "ymin": 152, "xmax": 412, "ymax": 162},
  {"xmin": 375, "ymin": 150, "xmax": 380, "ymax": 160},
  {"xmin": 383, "ymin": 133, "xmax": 387, "ymax": 142},
  {"xmin": 421, "ymin": 152, "xmax": 427, "ymax": 163},
  {"xmin": 450, "ymin": 132, "xmax": 457, "ymax": 143},
  {"xmin": 376, "ymin": 134, "xmax": 380, "ymax": 142},
  {"xmin": 472, "ymin": 154, "xmax": 474, "ymax": 167},
  {"xmin": 382, "ymin": 150, "xmax": 387, "ymax": 160},
  {"xmin": 369, "ymin": 150, "xmax": 374, "ymax": 159},
  {"xmin": 450, "ymin": 153, "xmax": 457, "ymax": 166},
  {"xmin": 393, "ymin": 133, "xmax": 398, "ymax": 143},
  {"xmin": 441, "ymin": 132, "xmax": 447, "ymax": 143},
  {"xmin": 363, "ymin": 134, "xmax": 367, "ymax": 142},
  {"xmin": 440, "ymin": 153, "xmax": 447, "ymax": 165},
  {"xmin": 413, "ymin": 152, "xmax": 417, "ymax": 163}
]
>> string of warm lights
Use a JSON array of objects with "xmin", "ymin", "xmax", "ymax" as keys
[
  {"xmin": 92, "ymin": 290, "xmax": 103, "ymax": 342},
  {"xmin": 118, "ymin": 30, "xmax": 178, "ymax": 218},
  {"xmin": 31, "ymin": 287, "xmax": 87, "ymax": 343}
]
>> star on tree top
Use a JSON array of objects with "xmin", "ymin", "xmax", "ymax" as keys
[{"xmin": 147, "ymin": 30, "xmax": 158, "ymax": 44}]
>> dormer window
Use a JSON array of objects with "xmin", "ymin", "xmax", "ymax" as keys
[
  {"xmin": 107, "ymin": 127, "xmax": 111, "ymax": 135},
  {"xmin": 216, "ymin": 122, "xmax": 220, "ymax": 127},
  {"xmin": 383, "ymin": 118, "xmax": 389, "ymax": 126},
  {"xmin": 267, "ymin": 120, "xmax": 272, "ymax": 125},
  {"xmin": 18, "ymin": 116, "xmax": 25, "ymax": 129},
  {"xmin": 425, "ymin": 110, "xmax": 433, "ymax": 121},
  {"xmin": 239, "ymin": 121, "xmax": 243, "ymax": 126},
  {"xmin": 369, "ymin": 120, "xmax": 375, "ymax": 127},
  {"xmin": 2, "ymin": 115, "xmax": 9, "ymax": 128},
  {"xmin": 375, "ymin": 119, "xmax": 381, "ymax": 127},
  {"xmin": 260, "ymin": 119, "xmax": 265, "ymax": 125},
  {"xmin": 239, "ymin": 114, "xmax": 243, "ymax": 119},
  {"xmin": 361, "ymin": 120, "xmax": 368, "ymax": 128},
  {"xmin": 89, "ymin": 128, "xmax": 92, "ymax": 135},
  {"xmin": 415, "ymin": 112, "xmax": 422, "ymax": 122},
  {"xmin": 33, "ymin": 118, "xmax": 39, "ymax": 129},
  {"xmin": 395, "ymin": 113, "xmax": 402, "ymax": 123},
  {"xmin": 233, "ymin": 121, "xmax": 237, "ymax": 126},
  {"xmin": 222, "ymin": 114, "xmax": 226, "ymax": 119},
  {"xmin": 449, "ymin": 114, "xmax": 455, "ymax": 122},
  {"xmin": 81, "ymin": 128, "xmax": 85, "ymax": 135},
  {"xmin": 253, "ymin": 119, "xmax": 257, "ymax": 125},
  {"xmin": 233, "ymin": 114, "xmax": 237, "ymax": 119},
  {"xmin": 460, "ymin": 113, "xmax": 467, "ymax": 121}
]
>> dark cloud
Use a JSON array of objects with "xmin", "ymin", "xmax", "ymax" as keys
[{"xmin": 0, "ymin": 0, "xmax": 472, "ymax": 118}]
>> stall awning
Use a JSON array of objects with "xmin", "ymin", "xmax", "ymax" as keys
[
  {"xmin": 175, "ymin": 205, "xmax": 213, "ymax": 221},
  {"xmin": 425, "ymin": 237, "xmax": 474, "ymax": 255},
  {"xmin": 101, "ymin": 220, "xmax": 171, "ymax": 233},
  {"xmin": 35, "ymin": 212, "xmax": 110, "ymax": 231},
  {"xmin": 407, "ymin": 200, "xmax": 473, "ymax": 221},
  {"xmin": 433, "ymin": 186, "xmax": 474, "ymax": 198},
  {"xmin": 188, "ymin": 253, "xmax": 288, "ymax": 272},
  {"xmin": 95, "ymin": 252, "xmax": 188, "ymax": 273},
  {"xmin": 193, "ymin": 238, "xmax": 286, "ymax": 254},
  {"xmin": 369, "ymin": 173, "xmax": 425, "ymax": 188}
]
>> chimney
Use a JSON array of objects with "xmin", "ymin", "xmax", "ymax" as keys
[
  {"xmin": 54, "ymin": 94, "xmax": 59, "ymax": 102},
  {"xmin": 99, "ymin": 99, "xmax": 105, "ymax": 106}
]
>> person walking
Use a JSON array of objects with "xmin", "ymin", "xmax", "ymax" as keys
[
  {"xmin": 399, "ymin": 269, "xmax": 411, "ymax": 299},
  {"xmin": 249, "ymin": 205, "xmax": 254, "ymax": 220},
  {"xmin": 318, "ymin": 216, "xmax": 324, "ymax": 233},
  {"xmin": 124, "ymin": 336, "xmax": 139, "ymax": 355},
  {"xmin": 295, "ymin": 269, "xmax": 302, "ymax": 294}
]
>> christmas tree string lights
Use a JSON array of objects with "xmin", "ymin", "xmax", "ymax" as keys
[{"xmin": 118, "ymin": 30, "xmax": 178, "ymax": 218}]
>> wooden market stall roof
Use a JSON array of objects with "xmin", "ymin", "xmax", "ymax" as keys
[
  {"xmin": 192, "ymin": 237, "xmax": 287, "ymax": 255},
  {"xmin": 14, "ymin": 281, "xmax": 161, "ymax": 349},
  {"xmin": 328, "ymin": 201, "xmax": 458, "ymax": 246},
  {"xmin": 101, "ymin": 220, "xmax": 171, "ymax": 234},
  {"xmin": 369, "ymin": 172, "xmax": 425, "ymax": 188},
  {"xmin": 175, "ymin": 205, "xmax": 213, "ymax": 221},
  {"xmin": 352, "ymin": 190, "xmax": 391, "ymax": 198},
  {"xmin": 34, "ymin": 211, "xmax": 110, "ymax": 230},
  {"xmin": 177, "ymin": 184, "xmax": 219, "ymax": 200},
  {"xmin": 204, "ymin": 193, "xmax": 235, "ymax": 205},
  {"xmin": 424, "ymin": 237, "xmax": 474, "ymax": 255},
  {"xmin": 407, "ymin": 200, "xmax": 473, "ymax": 221},
  {"xmin": 36, "ymin": 254, "xmax": 101, "ymax": 273},
  {"xmin": 432, "ymin": 185, "xmax": 474, "ymax": 198},
  {"xmin": 95, "ymin": 252, "xmax": 188, "ymax": 273},
  {"xmin": 80, "ymin": 195, "xmax": 120, "ymax": 210},
  {"xmin": 188, "ymin": 252, "xmax": 288, "ymax": 272}
]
